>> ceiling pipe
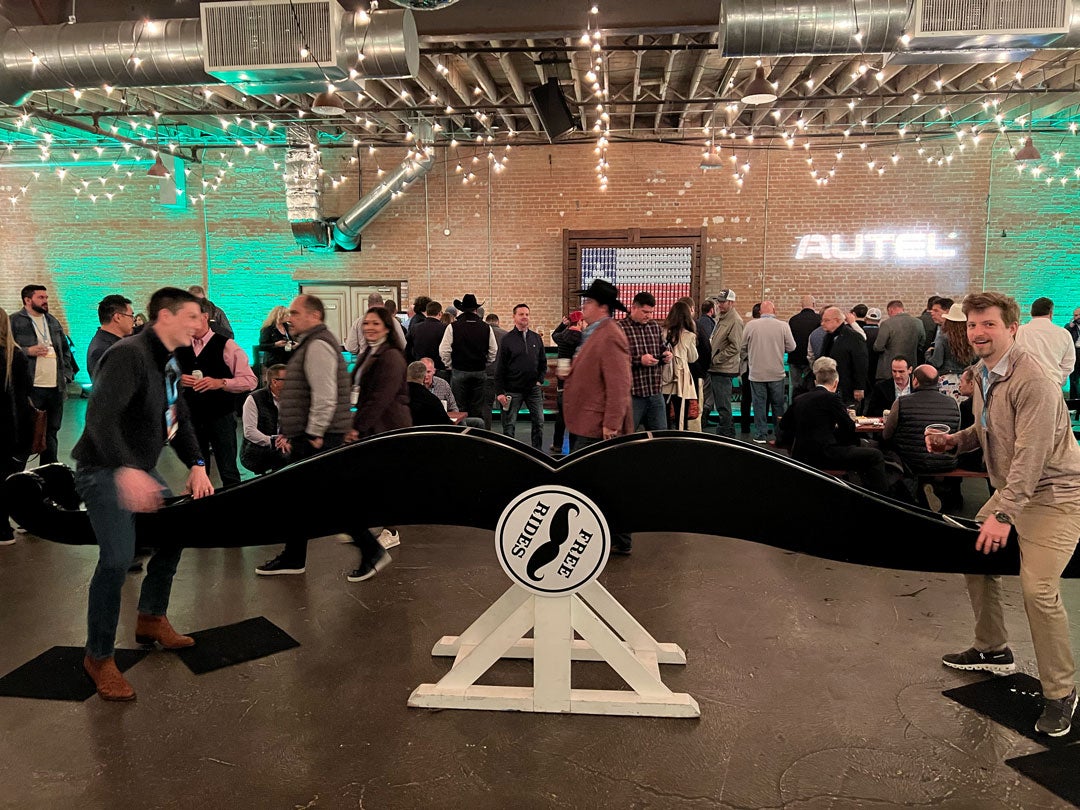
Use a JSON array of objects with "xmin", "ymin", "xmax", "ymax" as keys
[
  {"xmin": 720, "ymin": 0, "xmax": 910, "ymax": 56},
  {"xmin": 332, "ymin": 121, "xmax": 435, "ymax": 251}
]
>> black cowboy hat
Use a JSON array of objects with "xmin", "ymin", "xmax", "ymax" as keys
[
  {"xmin": 453, "ymin": 293, "xmax": 483, "ymax": 311},
  {"xmin": 571, "ymin": 279, "xmax": 627, "ymax": 313}
]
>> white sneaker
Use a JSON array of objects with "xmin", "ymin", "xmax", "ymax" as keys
[
  {"xmin": 0, "ymin": 537, "xmax": 15, "ymax": 546},
  {"xmin": 377, "ymin": 529, "xmax": 401, "ymax": 550}
]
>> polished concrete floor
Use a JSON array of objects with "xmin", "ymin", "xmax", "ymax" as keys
[{"xmin": 0, "ymin": 400, "xmax": 1077, "ymax": 808}]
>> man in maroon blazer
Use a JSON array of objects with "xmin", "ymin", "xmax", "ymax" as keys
[
  {"xmin": 564, "ymin": 279, "xmax": 633, "ymax": 448},
  {"xmin": 563, "ymin": 279, "xmax": 634, "ymax": 553}
]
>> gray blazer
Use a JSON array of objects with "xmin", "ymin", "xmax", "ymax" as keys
[{"xmin": 872, "ymin": 313, "xmax": 925, "ymax": 380}]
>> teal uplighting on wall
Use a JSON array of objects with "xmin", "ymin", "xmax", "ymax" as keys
[{"xmin": 984, "ymin": 135, "xmax": 1080, "ymax": 324}]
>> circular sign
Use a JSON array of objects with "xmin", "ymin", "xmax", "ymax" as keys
[{"xmin": 495, "ymin": 486, "xmax": 610, "ymax": 597}]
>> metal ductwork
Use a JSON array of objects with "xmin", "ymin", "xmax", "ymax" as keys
[
  {"xmin": 719, "ymin": 0, "xmax": 1080, "ymax": 62},
  {"xmin": 285, "ymin": 121, "xmax": 435, "ymax": 252},
  {"xmin": 286, "ymin": 124, "xmax": 328, "ymax": 249},
  {"xmin": 332, "ymin": 124, "xmax": 435, "ymax": 251},
  {"xmin": 0, "ymin": 5, "xmax": 417, "ymax": 106},
  {"xmin": 719, "ymin": 0, "xmax": 910, "ymax": 56}
]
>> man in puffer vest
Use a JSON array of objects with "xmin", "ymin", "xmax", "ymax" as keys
[{"xmin": 881, "ymin": 364, "xmax": 960, "ymax": 475}]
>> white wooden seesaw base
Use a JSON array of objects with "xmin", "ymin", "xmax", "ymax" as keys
[{"xmin": 408, "ymin": 580, "xmax": 700, "ymax": 718}]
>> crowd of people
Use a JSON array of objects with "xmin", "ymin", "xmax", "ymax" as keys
[{"xmin": 3, "ymin": 280, "xmax": 1080, "ymax": 737}]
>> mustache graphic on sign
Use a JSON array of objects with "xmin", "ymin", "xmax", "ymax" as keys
[{"xmin": 525, "ymin": 503, "xmax": 579, "ymax": 581}]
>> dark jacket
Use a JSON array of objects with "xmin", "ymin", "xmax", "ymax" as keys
[
  {"xmin": 552, "ymin": 323, "xmax": 583, "ymax": 360},
  {"xmin": 691, "ymin": 315, "xmax": 714, "ymax": 378},
  {"xmin": 495, "ymin": 327, "xmax": 546, "ymax": 394},
  {"xmin": 206, "ymin": 299, "xmax": 234, "ymax": 340},
  {"xmin": 822, "ymin": 324, "xmax": 869, "ymax": 404},
  {"xmin": 1, "ymin": 349, "xmax": 33, "ymax": 461},
  {"xmin": 10, "ymin": 309, "xmax": 75, "ymax": 390},
  {"xmin": 408, "ymin": 381, "xmax": 452, "ymax": 426},
  {"xmin": 408, "ymin": 316, "xmax": 447, "ymax": 367},
  {"xmin": 72, "ymin": 327, "xmax": 202, "ymax": 471},
  {"xmin": 778, "ymin": 385, "xmax": 857, "ymax": 464},
  {"xmin": 882, "ymin": 385, "xmax": 960, "ymax": 474},
  {"xmin": 788, "ymin": 308, "xmax": 821, "ymax": 369},
  {"xmin": 863, "ymin": 323, "xmax": 881, "ymax": 383},
  {"xmin": 352, "ymin": 343, "xmax": 411, "ymax": 438},
  {"xmin": 865, "ymin": 378, "xmax": 904, "ymax": 417},
  {"xmin": 87, "ymin": 329, "xmax": 122, "ymax": 382},
  {"xmin": 258, "ymin": 325, "xmax": 291, "ymax": 368},
  {"xmin": 278, "ymin": 324, "xmax": 352, "ymax": 439}
]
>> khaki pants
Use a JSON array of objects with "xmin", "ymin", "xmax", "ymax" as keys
[{"xmin": 964, "ymin": 494, "xmax": 1080, "ymax": 699}]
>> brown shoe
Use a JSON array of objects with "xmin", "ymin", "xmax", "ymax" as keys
[
  {"xmin": 135, "ymin": 614, "xmax": 195, "ymax": 649},
  {"xmin": 83, "ymin": 655, "xmax": 136, "ymax": 701}
]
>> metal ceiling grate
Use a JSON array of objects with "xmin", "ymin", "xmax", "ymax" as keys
[
  {"xmin": 202, "ymin": 0, "xmax": 335, "ymax": 70},
  {"xmin": 919, "ymin": 0, "xmax": 1068, "ymax": 32}
]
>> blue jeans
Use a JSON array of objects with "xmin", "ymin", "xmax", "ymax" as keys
[
  {"xmin": 451, "ymin": 369, "xmax": 488, "ymax": 422},
  {"xmin": 709, "ymin": 373, "xmax": 736, "ymax": 437},
  {"xmin": 632, "ymin": 394, "xmax": 666, "ymax": 431},
  {"xmin": 751, "ymin": 379, "xmax": 786, "ymax": 440},
  {"xmin": 501, "ymin": 385, "xmax": 545, "ymax": 449},
  {"xmin": 77, "ymin": 466, "xmax": 182, "ymax": 660}
]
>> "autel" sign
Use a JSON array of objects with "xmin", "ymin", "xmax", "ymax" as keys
[{"xmin": 795, "ymin": 232, "xmax": 958, "ymax": 261}]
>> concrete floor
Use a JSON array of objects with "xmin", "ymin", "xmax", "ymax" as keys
[{"xmin": 0, "ymin": 400, "xmax": 1077, "ymax": 808}]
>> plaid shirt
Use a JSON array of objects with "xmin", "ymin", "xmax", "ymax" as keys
[{"xmin": 619, "ymin": 317, "xmax": 665, "ymax": 396}]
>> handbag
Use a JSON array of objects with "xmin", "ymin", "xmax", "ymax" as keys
[
  {"xmin": 29, "ymin": 401, "xmax": 46, "ymax": 455},
  {"xmin": 687, "ymin": 398, "xmax": 701, "ymax": 420}
]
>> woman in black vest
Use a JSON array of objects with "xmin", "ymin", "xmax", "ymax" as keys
[{"xmin": 345, "ymin": 307, "xmax": 412, "ymax": 582}]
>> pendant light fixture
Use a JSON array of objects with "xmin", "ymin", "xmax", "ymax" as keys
[{"xmin": 741, "ymin": 66, "xmax": 777, "ymax": 106}]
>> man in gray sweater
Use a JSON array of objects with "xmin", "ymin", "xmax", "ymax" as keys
[
  {"xmin": 741, "ymin": 301, "xmax": 795, "ymax": 443},
  {"xmin": 873, "ymin": 300, "xmax": 925, "ymax": 381}
]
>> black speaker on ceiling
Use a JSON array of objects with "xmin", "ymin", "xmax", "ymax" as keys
[{"xmin": 530, "ymin": 78, "xmax": 577, "ymax": 143}]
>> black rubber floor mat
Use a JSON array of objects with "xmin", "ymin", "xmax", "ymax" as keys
[
  {"xmin": 0, "ymin": 646, "xmax": 149, "ymax": 701},
  {"xmin": 1007, "ymin": 747, "xmax": 1080, "ymax": 807},
  {"xmin": 943, "ymin": 672, "xmax": 1080, "ymax": 747},
  {"xmin": 175, "ymin": 616, "xmax": 299, "ymax": 675}
]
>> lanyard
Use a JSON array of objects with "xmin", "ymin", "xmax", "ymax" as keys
[{"xmin": 165, "ymin": 357, "xmax": 180, "ymax": 442}]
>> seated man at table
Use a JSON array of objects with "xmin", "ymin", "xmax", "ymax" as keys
[
  {"xmin": 407, "ymin": 361, "xmax": 452, "ymax": 426},
  {"xmin": 882, "ymin": 363, "xmax": 961, "ymax": 507},
  {"xmin": 778, "ymin": 357, "xmax": 888, "ymax": 493},
  {"xmin": 865, "ymin": 355, "xmax": 912, "ymax": 416},
  {"xmin": 416, "ymin": 358, "xmax": 483, "ymax": 427}
]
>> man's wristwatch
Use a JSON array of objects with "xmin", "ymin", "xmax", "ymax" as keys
[
  {"xmin": 193, "ymin": 458, "xmax": 206, "ymax": 468},
  {"xmin": 993, "ymin": 511, "xmax": 1013, "ymax": 525}
]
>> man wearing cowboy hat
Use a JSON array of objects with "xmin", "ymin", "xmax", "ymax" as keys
[
  {"xmin": 564, "ymin": 278, "xmax": 633, "ymax": 449},
  {"xmin": 439, "ymin": 293, "xmax": 498, "ymax": 422},
  {"xmin": 563, "ymin": 278, "xmax": 634, "ymax": 554}
]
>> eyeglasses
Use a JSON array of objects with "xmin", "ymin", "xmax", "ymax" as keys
[
  {"xmin": 270, "ymin": 377, "xmax": 286, "ymax": 384},
  {"xmin": 117, "ymin": 312, "xmax": 135, "ymax": 319}
]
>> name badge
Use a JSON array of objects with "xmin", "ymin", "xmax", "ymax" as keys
[{"xmin": 44, "ymin": 345, "xmax": 56, "ymax": 358}]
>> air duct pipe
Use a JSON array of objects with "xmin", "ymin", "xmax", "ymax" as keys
[
  {"xmin": 332, "ymin": 124, "xmax": 435, "ymax": 251},
  {"xmin": 0, "ymin": 7, "xmax": 416, "ymax": 106},
  {"xmin": 719, "ymin": 0, "xmax": 910, "ymax": 56}
]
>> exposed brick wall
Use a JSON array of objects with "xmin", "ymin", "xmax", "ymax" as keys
[{"xmin": 1, "ymin": 133, "xmax": 1073, "ymax": 383}]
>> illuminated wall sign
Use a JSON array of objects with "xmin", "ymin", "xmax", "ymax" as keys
[{"xmin": 794, "ymin": 232, "xmax": 958, "ymax": 261}]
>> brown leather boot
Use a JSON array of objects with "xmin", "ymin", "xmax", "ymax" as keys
[
  {"xmin": 135, "ymin": 614, "xmax": 195, "ymax": 649},
  {"xmin": 83, "ymin": 655, "xmax": 136, "ymax": 701}
]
